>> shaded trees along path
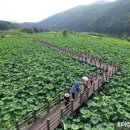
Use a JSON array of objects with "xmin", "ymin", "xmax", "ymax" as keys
[{"xmin": 7, "ymin": 39, "xmax": 119, "ymax": 130}]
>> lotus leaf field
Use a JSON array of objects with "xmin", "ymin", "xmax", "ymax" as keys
[
  {"xmin": 0, "ymin": 32, "xmax": 130, "ymax": 130},
  {"xmin": 44, "ymin": 33, "xmax": 130, "ymax": 130},
  {"xmin": 0, "ymin": 37, "xmax": 97, "ymax": 129}
]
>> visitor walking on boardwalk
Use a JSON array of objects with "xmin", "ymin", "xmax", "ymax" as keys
[
  {"xmin": 99, "ymin": 68, "xmax": 104, "ymax": 76},
  {"xmin": 89, "ymin": 74, "xmax": 94, "ymax": 85},
  {"xmin": 71, "ymin": 86, "xmax": 77, "ymax": 99},
  {"xmin": 105, "ymin": 65, "xmax": 109, "ymax": 73},
  {"xmin": 99, "ymin": 56, "xmax": 102, "ymax": 62},
  {"xmin": 64, "ymin": 90, "xmax": 70, "ymax": 108},
  {"xmin": 81, "ymin": 76, "xmax": 89, "ymax": 93},
  {"xmin": 99, "ymin": 57, "xmax": 102, "ymax": 67},
  {"xmin": 74, "ymin": 81, "xmax": 80, "ymax": 95}
]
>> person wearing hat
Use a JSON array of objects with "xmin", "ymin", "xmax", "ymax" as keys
[
  {"xmin": 64, "ymin": 90, "xmax": 70, "ymax": 108},
  {"xmin": 81, "ymin": 79, "xmax": 87, "ymax": 93}
]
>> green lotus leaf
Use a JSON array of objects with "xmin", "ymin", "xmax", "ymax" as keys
[{"xmin": 3, "ymin": 114, "xmax": 10, "ymax": 121}]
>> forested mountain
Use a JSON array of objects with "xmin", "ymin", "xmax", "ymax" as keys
[
  {"xmin": 0, "ymin": 20, "xmax": 19, "ymax": 30},
  {"xmin": 20, "ymin": 0, "xmax": 130, "ymax": 34}
]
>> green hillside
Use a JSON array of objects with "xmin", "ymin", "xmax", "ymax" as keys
[
  {"xmin": 20, "ymin": 0, "xmax": 130, "ymax": 34},
  {"xmin": 0, "ymin": 20, "xmax": 19, "ymax": 30}
]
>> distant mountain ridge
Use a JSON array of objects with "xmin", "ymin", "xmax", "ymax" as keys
[{"xmin": 20, "ymin": 0, "xmax": 130, "ymax": 34}]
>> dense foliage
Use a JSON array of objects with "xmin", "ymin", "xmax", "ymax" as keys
[
  {"xmin": 20, "ymin": 0, "xmax": 130, "ymax": 34},
  {"xmin": 44, "ymin": 33, "xmax": 130, "ymax": 130},
  {"xmin": 0, "ymin": 38, "xmax": 96, "ymax": 128},
  {"xmin": 21, "ymin": 27, "xmax": 43, "ymax": 34},
  {"xmin": 0, "ymin": 20, "xmax": 19, "ymax": 30}
]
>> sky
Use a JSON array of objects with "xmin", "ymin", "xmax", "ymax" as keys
[{"xmin": 0, "ymin": 0, "xmax": 116, "ymax": 23}]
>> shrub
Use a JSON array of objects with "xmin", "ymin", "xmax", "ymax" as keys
[
  {"xmin": 1, "ymin": 34, "xmax": 5, "ymax": 38},
  {"xmin": 21, "ymin": 28, "xmax": 34, "ymax": 34},
  {"xmin": 127, "ymin": 37, "xmax": 130, "ymax": 42},
  {"xmin": 63, "ymin": 30, "xmax": 68, "ymax": 37}
]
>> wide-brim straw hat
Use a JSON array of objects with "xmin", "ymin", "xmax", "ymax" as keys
[
  {"xmin": 65, "ymin": 93, "xmax": 70, "ymax": 97},
  {"xmin": 82, "ymin": 76, "xmax": 89, "ymax": 81}
]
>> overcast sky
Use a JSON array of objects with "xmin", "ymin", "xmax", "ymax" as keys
[{"xmin": 0, "ymin": 0, "xmax": 116, "ymax": 23}]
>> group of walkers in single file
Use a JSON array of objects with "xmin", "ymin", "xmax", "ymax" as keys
[
  {"xmin": 64, "ymin": 64, "xmax": 109, "ymax": 108},
  {"xmin": 64, "ymin": 73, "xmax": 94, "ymax": 108}
]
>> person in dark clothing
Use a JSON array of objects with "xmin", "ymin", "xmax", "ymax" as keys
[
  {"xmin": 71, "ymin": 87, "xmax": 77, "ymax": 99},
  {"xmin": 105, "ymin": 66, "xmax": 109, "ymax": 73},
  {"xmin": 99, "ymin": 68, "xmax": 104, "ymax": 76},
  {"xmin": 99, "ymin": 57, "xmax": 102, "ymax": 62},
  {"xmin": 64, "ymin": 91, "xmax": 70, "ymax": 108},
  {"xmin": 99, "ymin": 57, "xmax": 102, "ymax": 67},
  {"xmin": 89, "ymin": 74, "xmax": 94, "ymax": 85},
  {"xmin": 74, "ymin": 81, "xmax": 80, "ymax": 95}
]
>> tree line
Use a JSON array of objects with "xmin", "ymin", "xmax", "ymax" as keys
[
  {"xmin": 20, "ymin": 27, "xmax": 44, "ymax": 33},
  {"xmin": 0, "ymin": 21, "xmax": 19, "ymax": 30}
]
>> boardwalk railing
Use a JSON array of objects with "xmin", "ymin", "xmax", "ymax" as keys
[
  {"xmin": 6, "ymin": 39, "xmax": 119, "ymax": 130},
  {"xmin": 6, "ymin": 92, "xmax": 65, "ymax": 130},
  {"xmin": 27, "ymin": 71, "xmax": 112, "ymax": 130}
]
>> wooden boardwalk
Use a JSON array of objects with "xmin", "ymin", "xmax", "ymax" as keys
[{"xmin": 6, "ymin": 39, "xmax": 119, "ymax": 130}]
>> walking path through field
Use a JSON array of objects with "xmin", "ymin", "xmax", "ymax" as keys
[
  {"xmin": 7, "ymin": 39, "xmax": 119, "ymax": 130},
  {"xmin": 24, "ymin": 39, "xmax": 118, "ymax": 130}
]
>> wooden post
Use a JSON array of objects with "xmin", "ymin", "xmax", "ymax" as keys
[
  {"xmin": 90, "ymin": 57, "xmax": 92, "ymax": 63},
  {"xmin": 76, "ymin": 52, "xmax": 79, "ymax": 58},
  {"xmin": 47, "ymin": 118, "xmax": 50, "ymax": 130},
  {"xmin": 72, "ymin": 51, "xmax": 74, "ymax": 57},
  {"xmin": 58, "ymin": 94, "xmax": 61, "ymax": 104},
  {"xmin": 96, "ymin": 71, "xmax": 98, "ymax": 78},
  {"xmin": 33, "ymin": 110, "xmax": 37, "ymax": 122},
  {"xmin": 115, "ymin": 66, "xmax": 117, "ymax": 72},
  {"xmin": 87, "ymin": 88, "xmax": 89, "ymax": 98},
  {"xmin": 15, "ymin": 121, "xmax": 19, "ymax": 130},
  {"xmin": 88, "ymin": 54, "xmax": 90, "ymax": 58},
  {"xmin": 98, "ymin": 79, "xmax": 100, "ymax": 88},
  {"xmin": 114, "ymin": 67, "xmax": 116, "ymax": 73},
  {"xmin": 109, "ymin": 70, "xmax": 111, "ymax": 77},
  {"xmin": 103, "ymin": 75, "xmax": 105, "ymax": 83},
  {"xmin": 61, "ymin": 107, "xmax": 63, "ymax": 116},
  {"xmin": 73, "ymin": 51, "xmax": 75, "ymax": 56},
  {"xmin": 103, "ymin": 66, "xmax": 105, "ymax": 72},
  {"xmin": 95, "ymin": 59, "xmax": 96, "ymax": 65},
  {"xmin": 85, "ymin": 56, "xmax": 87, "ymax": 63},
  {"xmin": 78, "ymin": 54, "xmax": 80, "ymax": 60},
  {"xmin": 71, "ymin": 99, "xmax": 74, "ymax": 113},
  {"xmin": 82, "ymin": 55, "xmax": 84, "ymax": 61},
  {"xmin": 114, "ymin": 65, "xmax": 116, "ymax": 72},
  {"xmin": 105, "ymin": 71, "xmax": 108, "ymax": 79},
  {"xmin": 47, "ymin": 101, "xmax": 50, "ymax": 113},
  {"xmin": 117, "ymin": 64, "xmax": 119, "ymax": 71},
  {"xmin": 101, "ymin": 76, "xmax": 103, "ymax": 85},
  {"xmin": 118, "ymin": 64, "xmax": 120, "ymax": 71},
  {"xmin": 112, "ymin": 67, "xmax": 114, "ymax": 75},
  {"xmin": 100, "ymin": 61, "xmax": 101, "ymax": 68},
  {"xmin": 70, "ymin": 51, "xmax": 72, "ymax": 55},
  {"xmin": 93, "ymin": 82, "xmax": 95, "ymax": 91},
  {"xmin": 80, "ymin": 93, "xmax": 82, "ymax": 105}
]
